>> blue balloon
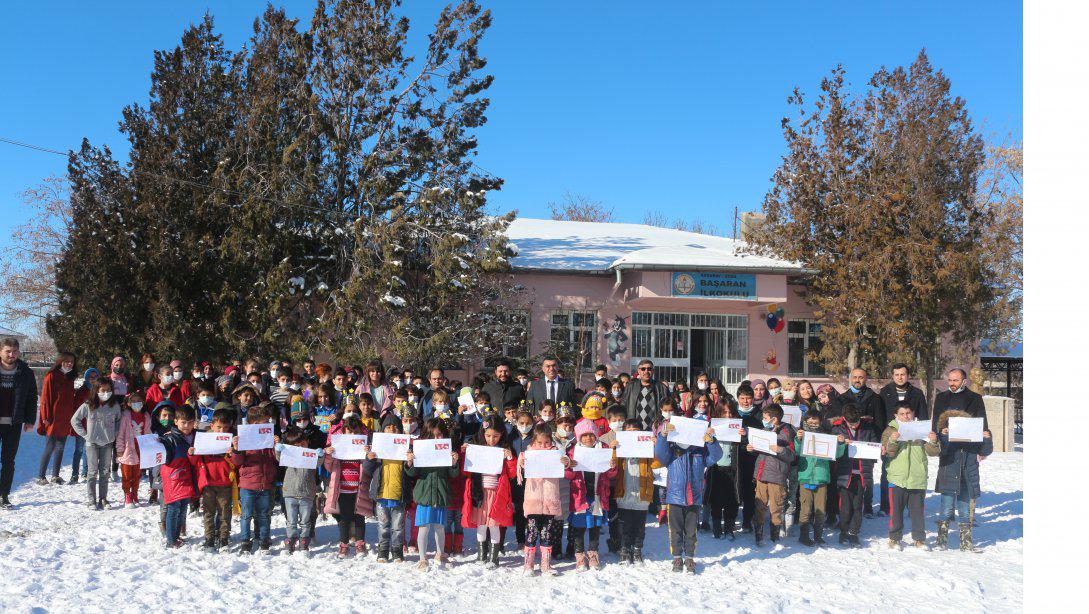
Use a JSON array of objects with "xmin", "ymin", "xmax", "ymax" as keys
[{"xmin": 766, "ymin": 313, "xmax": 778, "ymax": 329}]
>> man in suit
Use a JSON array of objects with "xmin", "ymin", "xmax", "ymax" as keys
[
  {"xmin": 618, "ymin": 359, "xmax": 671, "ymax": 430},
  {"xmin": 527, "ymin": 355, "xmax": 576, "ymax": 411},
  {"xmin": 931, "ymin": 368, "xmax": 988, "ymax": 431}
]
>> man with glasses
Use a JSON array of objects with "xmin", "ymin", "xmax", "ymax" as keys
[
  {"xmin": 527, "ymin": 355, "xmax": 575, "ymax": 411},
  {"xmin": 619, "ymin": 359, "xmax": 672, "ymax": 430}
]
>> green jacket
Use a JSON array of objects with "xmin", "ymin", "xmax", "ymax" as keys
[
  {"xmin": 794, "ymin": 433, "xmax": 846, "ymax": 485},
  {"xmin": 881, "ymin": 420, "xmax": 941, "ymax": 490},
  {"xmin": 405, "ymin": 463, "xmax": 459, "ymax": 508}
]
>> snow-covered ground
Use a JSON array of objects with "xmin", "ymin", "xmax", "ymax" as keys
[{"xmin": 0, "ymin": 434, "xmax": 1022, "ymax": 613}]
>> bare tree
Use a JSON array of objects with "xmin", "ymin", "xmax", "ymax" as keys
[
  {"xmin": 643, "ymin": 210, "xmax": 721, "ymax": 235},
  {"xmin": 548, "ymin": 191, "xmax": 614, "ymax": 222}
]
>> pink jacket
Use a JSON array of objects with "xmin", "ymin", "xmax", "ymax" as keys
[
  {"xmin": 518, "ymin": 441, "xmax": 564, "ymax": 517},
  {"xmin": 565, "ymin": 444, "xmax": 618, "ymax": 514},
  {"xmin": 323, "ymin": 456, "xmax": 374, "ymax": 518},
  {"xmin": 115, "ymin": 409, "xmax": 151, "ymax": 465}
]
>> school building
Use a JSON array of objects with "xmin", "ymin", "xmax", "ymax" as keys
[{"xmin": 493, "ymin": 218, "xmax": 829, "ymax": 394}]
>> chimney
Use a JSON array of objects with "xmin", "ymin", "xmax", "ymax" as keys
[{"xmin": 739, "ymin": 212, "xmax": 765, "ymax": 242}]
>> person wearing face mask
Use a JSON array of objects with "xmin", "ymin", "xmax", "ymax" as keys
[
  {"xmin": 931, "ymin": 368, "xmax": 987, "ymax": 432},
  {"xmin": 734, "ymin": 385, "xmax": 763, "ymax": 534},
  {"xmin": 551, "ymin": 408, "xmax": 578, "ymax": 560},
  {"xmin": 71, "ymin": 380, "xmax": 122, "ymax": 510},
  {"xmin": 509, "ymin": 408, "xmax": 537, "ymax": 550},
  {"xmin": 107, "ymin": 356, "xmax": 131, "ymax": 397},
  {"xmin": 138, "ymin": 353, "xmax": 158, "ymax": 389},
  {"xmin": 742, "ymin": 403, "xmax": 796, "ymax": 546},
  {"xmin": 115, "ymin": 390, "xmax": 152, "ymax": 507},
  {"xmin": 168, "ymin": 360, "xmax": 193, "ymax": 402},
  {"xmin": 515, "ymin": 368, "xmax": 530, "ymax": 392},
  {"xmin": 146, "ymin": 365, "xmax": 185, "ymax": 409},
  {"xmin": 194, "ymin": 381, "xmax": 219, "ymax": 429},
  {"xmin": 36, "ymin": 352, "xmax": 78, "ymax": 486}
]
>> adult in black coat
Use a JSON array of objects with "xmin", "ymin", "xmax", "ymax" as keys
[
  {"xmin": 526, "ymin": 356, "xmax": 576, "ymax": 411},
  {"xmin": 836, "ymin": 368, "xmax": 886, "ymax": 516},
  {"xmin": 0, "ymin": 339, "xmax": 39, "ymax": 507},
  {"xmin": 931, "ymin": 368, "xmax": 989, "ymax": 431},
  {"xmin": 734, "ymin": 385, "xmax": 764, "ymax": 533},
  {"xmin": 878, "ymin": 363, "xmax": 929, "ymax": 422},
  {"xmin": 480, "ymin": 360, "xmax": 526, "ymax": 412}
]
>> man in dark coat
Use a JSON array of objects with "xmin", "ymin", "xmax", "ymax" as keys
[
  {"xmin": 0, "ymin": 337, "xmax": 38, "ymax": 507},
  {"xmin": 931, "ymin": 368, "xmax": 988, "ymax": 431},
  {"xmin": 526, "ymin": 355, "xmax": 576, "ymax": 411},
  {"xmin": 618, "ymin": 359, "xmax": 672, "ymax": 431},
  {"xmin": 836, "ymin": 368, "xmax": 886, "ymax": 516},
  {"xmin": 876, "ymin": 363, "xmax": 929, "ymax": 514},
  {"xmin": 480, "ymin": 359, "xmax": 525, "ymax": 413}
]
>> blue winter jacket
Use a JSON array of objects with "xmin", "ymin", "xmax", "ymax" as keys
[{"xmin": 654, "ymin": 426, "xmax": 723, "ymax": 506}]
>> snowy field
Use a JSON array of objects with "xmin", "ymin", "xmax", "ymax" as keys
[{"xmin": 0, "ymin": 434, "xmax": 1022, "ymax": 613}]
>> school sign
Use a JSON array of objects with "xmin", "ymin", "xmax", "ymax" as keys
[{"xmin": 670, "ymin": 272, "xmax": 756, "ymax": 300}]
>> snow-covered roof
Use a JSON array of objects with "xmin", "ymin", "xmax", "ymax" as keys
[
  {"xmin": 0, "ymin": 325, "xmax": 25, "ymax": 338},
  {"xmin": 504, "ymin": 218, "xmax": 804, "ymax": 273}
]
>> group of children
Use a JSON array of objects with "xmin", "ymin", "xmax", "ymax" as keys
[{"xmin": 48, "ymin": 358, "xmax": 995, "ymax": 576}]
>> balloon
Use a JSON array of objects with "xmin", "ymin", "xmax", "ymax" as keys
[
  {"xmin": 766, "ymin": 304, "xmax": 777, "ymax": 314},
  {"xmin": 766, "ymin": 313, "xmax": 778, "ymax": 329},
  {"xmin": 775, "ymin": 307, "xmax": 785, "ymax": 318},
  {"xmin": 774, "ymin": 319, "xmax": 785, "ymax": 333}
]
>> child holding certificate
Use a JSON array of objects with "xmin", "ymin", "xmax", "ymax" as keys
[
  {"xmin": 405, "ymin": 418, "xmax": 460, "ymax": 571},
  {"xmin": 321, "ymin": 415, "xmax": 375, "ymax": 558},
  {"xmin": 881, "ymin": 402, "xmax": 940, "ymax": 550},
  {"xmin": 363, "ymin": 416, "xmax": 408, "ymax": 563},
  {"xmin": 461, "ymin": 417, "xmax": 517, "ymax": 569},
  {"xmin": 656, "ymin": 409, "xmax": 721, "ymax": 573},
  {"xmin": 565, "ymin": 420, "xmax": 618, "ymax": 572},
  {"xmin": 517, "ymin": 422, "xmax": 572, "ymax": 576},
  {"xmin": 744, "ymin": 404, "xmax": 795, "ymax": 547},
  {"xmin": 794, "ymin": 410, "xmax": 845, "ymax": 547},
  {"xmin": 612, "ymin": 419, "xmax": 656, "ymax": 564}
]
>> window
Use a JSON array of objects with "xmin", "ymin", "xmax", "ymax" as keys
[
  {"xmin": 485, "ymin": 310, "xmax": 530, "ymax": 368},
  {"xmin": 550, "ymin": 310, "xmax": 596, "ymax": 372},
  {"xmin": 788, "ymin": 319, "xmax": 825, "ymax": 376}
]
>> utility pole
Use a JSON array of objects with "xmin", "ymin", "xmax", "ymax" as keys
[{"xmin": 732, "ymin": 206, "xmax": 738, "ymax": 239}]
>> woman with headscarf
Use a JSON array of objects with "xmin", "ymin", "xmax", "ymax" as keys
[{"xmin": 750, "ymin": 379, "xmax": 769, "ymax": 411}]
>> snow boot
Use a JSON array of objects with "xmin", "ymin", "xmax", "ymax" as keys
[
  {"xmin": 478, "ymin": 541, "xmax": 490, "ymax": 565},
  {"xmin": 770, "ymin": 524, "xmax": 781, "ymax": 543},
  {"xmin": 888, "ymin": 538, "xmax": 902, "ymax": 551},
  {"xmin": 575, "ymin": 552, "xmax": 589, "ymax": 572},
  {"xmin": 936, "ymin": 521, "xmax": 949, "ymax": 550},
  {"xmin": 959, "ymin": 524, "xmax": 975, "ymax": 552},
  {"xmin": 540, "ymin": 546, "xmax": 557, "ymax": 576},
  {"xmin": 632, "ymin": 546, "xmax": 645, "ymax": 565},
  {"xmin": 285, "ymin": 537, "xmax": 297, "ymax": 554},
  {"xmin": 219, "ymin": 536, "xmax": 230, "ymax": 549},
  {"xmin": 587, "ymin": 550, "xmax": 601, "ymax": 571},
  {"xmin": 685, "ymin": 558, "xmax": 696, "ymax": 574},
  {"xmin": 813, "ymin": 519, "xmax": 826, "ymax": 545},
  {"xmin": 202, "ymin": 537, "xmax": 216, "ymax": 550},
  {"xmin": 913, "ymin": 539, "xmax": 928, "ymax": 550},
  {"xmin": 848, "ymin": 533, "xmax": 862, "ymax": 547},
  {"xmin": 523, "ymin": 546, "xmax": 537, "ymax": 576},
  {"xmin": 354, "ymin": 540, "xmax": 367, "ymax": 556},
  {"xmin": 487, "ymin": 542, "xmax": 500, "ymax": 569},
  {"xmin": 799, "ymin": 523, "xmax": 814, "ymax": 547},
  {"xmin": 617, "ymin": 546, "xmax": 631, "ymax": 565},
  {"xmin": 240, "ymin": 540, "xmax": 253, "ymax": 555},
  {"xmin": 377, "ymin": 547, "xmax": 390, "ymax": 563},
  {"xmin": 258, "ymin": 540, "xmax": 271, "ymax": 552},
  {"xmin": 671, "ymin": 557, "xmax": 683, "ymax": 573},
  {"xmin": 298, "ymin": 539, "xmax": 310, "ymax": 555},
  {"xmin": 839, "ymin": 531, "xmax": 850, "ymax": 546},
  {"xmin": 68, "ymin": 474, "xmax": 79, "ymax": 485},
  {"xmin": 336, "ymin": 543, "xmax": 350, "ymax": 559},
  {"xmin": 36, "ymin": 477, "xmax": 48, "ymax": 486},
  {"xmin": 754, "ymin": 524, "xmax": 765, "ymax": 547},
  {"xmin": 52, "ymin": 476, "xmax": 64, "ymax": 485}
]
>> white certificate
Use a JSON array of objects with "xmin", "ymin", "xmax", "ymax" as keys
[
  {"xmin": 614, "ymin": 430, "xmax": 655, "ymax": 458},
  {"xmin": 237, "ymin": 423, "xmax": 275, "ymax": 451},
  {"xmin": 801, "ymin": 431, "xmax": 839, "ymax": 460},
  {"xmin": 948, "ymin": 417, "xmax": 984, "ymax": 442},
  {"xmin": 137, "ymin": 434, "xmax": 167, "ymax": 469},
  {"xmin": 748, "ymin": 428, "xmax": 778, "ymax": 454},
  {"xmin": 524, "ymin": 449, "xmax": 565, "ymax": 479},
  {"xmin": 710, "ymin": 418, "xmax": 743, "ymax": 443},
  {"xmin": 372, "ymin": 432, "xmax": 411, "ymax": 461},
  {"xmin": 330, "ymin": 433, "xmax": 369, "ymax": 460},
  {"xmin": 896, "ymin": 420, "xmax": 932, "ymax": 442},
  {"xmin": 279, "ymin": 444, "xmax": 320, "ymax": 469},
  {"xmin": 781, "ymin": 405, "xmax": 804, "ymax": 428},
  {"xmin": 464, "ymin": 444, "xmax": 505, "ymax": 474},
  {"xmin": 194, "ymin": 431, "xmax": 232, "ymax": 455},
  {"xmin": 413, "ymin": 438, "xmax": 453, "ymax": 467},
  {"xmin": 458, "ymin": 386, "xmax": 477, "ymax": 414},
  {"xmin": 573, "ymin": 445, "xmax": 614, "ymax": 473},
  {"xmin": 847, "ymin": 441, "xmax": 882, "ymax": 460},
  {"xmin": 666, "ymin": 415, "xmax": 708, "ymax": 447}
]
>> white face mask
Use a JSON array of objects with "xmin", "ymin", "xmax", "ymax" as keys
[
  {"xmin": 661, "ymin": 412, "xmax": 672, "ymax": 422},
  {"xmin": 518, "ymin": 378, "xmax": 528, "ymax": 386},
  {"xmin": 160, "ymin": 374, "xmax": 174, "ymax": 386},
  {"xmin": 782, "ymin": 390, "xmax": 796, "ymax": 401},
  {"xmin": 609, "ymin": 420, "xmax": 623, "ymax": 431},
  {"xmin": 433, "ymin": 404, "xmax": 448, "ymax": 413},
  {"xmin": 611, "ymin": 388, "xmax": 621, "ymax": 397},
  {"xmin": 342, "ymin": 412, "xmax": 357, "ymax": 420},
  {"xmin": 517, "ymin": 424, "xmax": 532, "ymax": 435},
  {"xmin": 192, "ymin": 372, "xmax": 202, "ymax": 380},
  {"xmin": 279, "ymin": 380, "xmax": 290, "ymax": 390},
  {"xmin": 540, "ymin": 414, "xmax": 554, "ymax": 422},
  {"xmin": 555, "ymin": 428, "xmax": 568, "ymax": 439},
  {"xmin": 697, "ymin": 382, "xmax": 708, "ymax": 390},
  {"xmin": 290, "ymin": 383, "xmax": 300, "ymax": 391},
  {"xmin": 270, "ymin": 370, "xmax": 279, "ymax": 380},
  {"xmin": 408, "ymin": 396, "xmax": 418, "ymax": 404},
  {"xmin": 130, "ymin": 402, "xmax": 143, "ymax": 412},
  {"xmin": 198, "ymin": 396, "xmax": 214, "ymax": 407},
  {"xmin": 97, "ymin": 391, "xmax": 112, "ymax": 402},
  {"xmin": 295, "ymin": 420, "xmax": 309, "ymax": 428},
  {"xmin": 402, "ymin": 422, "xmax": 415, "ymax": 433},
  {"xmin": 61, "ymin": 366, "xmax": 72, "ymax": 374},
  {"xmin": 143, "ymin": 363, "xmax": 154, "ymax": 372}
]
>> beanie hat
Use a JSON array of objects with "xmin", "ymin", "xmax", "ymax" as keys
[
  {"xmin": 581, "ymin": 394, "xmax": 605, "ymax": 420},
  {"xmin": 380, "ymin": 412, "xmax": 402, "ymax": 433},
  {"xmin": 290, "ymin": 396, "xmax": 310, "ymax": 421},
  {"xmin": 83, "ymin": 368, "xmax": 99, "ymax": 385},
  {"xmin": 224, "ymin": 365, "xmax": 238, "ymax": 377},
  {"xmin": 574, "ymin": 418, "xmax": 600, "ymax": 440}
]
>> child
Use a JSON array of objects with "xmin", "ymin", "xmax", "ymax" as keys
[
  {"xmin": 364, "ymin": 415, "xmax": 408, "ymax": 563},
  {"xmin": 602, "ymin": 404, "xmax": 627, "ymax": 553},
  {"xmin": 356, "ymin": 392, "xmax": 379, "ymax": 433},
  {"xmin": 190, "ymin": 410, "xmax": 236, "ymax": 550},
  {"xmin": 881, "ymin": 402, "xmax": 940, "ymax": 550},
  {"xmin": 405, "ymin": 418, "xmax": 461, "ymax": 570},
  {"xmin": 536, "ymin": 399, "xmax": 556, "ymax": 424},
  {"xmin": 829, "ymin": 403, "xmax": 879, "ymax": 546},
  {"xmin": 312, "ymin": 383, "xmax": 339, "ymax": 434},
  {"xmin": 115, "ymin": 390, "xmax": 151, "ymax": 507},
  {"xmin": 510, "ymin": 409, "xmax": 536, "ymax": 549},
  {"xmin": 744, "ymin": 403, "xmax": 795, "ymax": 547},
  {"xmin": 650, "ymin": 398, "xmax": 677, "ymax": 526},
  {"xmin": 194, "ymin": 380, "xmax": 218, "ymax": 429},
  {"xmin": 656, "ymin": 413, "xmax": 720, "ymax": 573},
  {"xmin": 705, "ymin": 401, "xmax": 741, "ymax": 540},
  {"xmin": 148, "ymin": 401, "xmax": 177, "ymax": 508},
  {"xmin": 70, "ymin": 378, "xmax": 122, "ymax": 509},
  {"xmin": 277, "ymin": 426, "xmax": 322, "ymax": 554},
  {"xmin": 551, "ymin": 408, "xmax": 577, "ymax": 560},
  {"xmin": 517, "ymin": 422, "xmax": 570, "ymax": 576},
  {"xmin": 158, "ymin": 404, "xmax": 198, "ymax": 547},
  {"xmin": 229, "ymin": 405, "xmax": 279, "ymax": 554},
  {"xmin": 461, "ymin": 416, "xmax": 517, "ymax": 569},
  {"xmin": 565, "ymin": 420, "xmax": 618, "ymax": 572},
  {"xmin": 613, "ymin": 418, "xmax": 655, "ymax": 564},
  {"xmin": 322, "ymin": 415, "xmax": 375, "ymax": 558},
  {"xmin": 936, "ymin": 409, "xmax": 993, "ymax": 551},
  {"xmin": 442, "ymin": 412, "xmax": 467, "ymax": 556},
  {"xmin": 794, "ymin": 409, "xmax": 846, "ymax": 546}
]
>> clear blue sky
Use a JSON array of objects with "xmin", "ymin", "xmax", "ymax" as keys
[{"xmin": 0, "ymin": 0, "xmax": 1021, "ymax": 245}]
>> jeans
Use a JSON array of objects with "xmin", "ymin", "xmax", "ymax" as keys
[
  {"xmin": 239, "ymin": 489, "xmax": 272, "ymax": 543},
  {"xmin": 0, "ymin": 425, "xmax": 23, "ymax": 497},
  {"xmin": 38, "ymin": 435, "xmax": 67, "ymax": 479},
  {"xmin": 165, "ymin": 499, "xmax": 188, "ymax": 544},
  {"xmin": 284, "ymin": 496, "xmax": 315, "ymax": 540},
  {"xmin": 85, "ymin": 442, "xmax": 113, "ymax": 503},
  {"xmin": 377, "ymin": 503, "xmax": 406, "ymax": 553},
  {"xmin": 71, "ymin": 434, "xmax": 87, "ymax": 478},
  {"xmin": 940, "ymin": 492, "xmax": 972, "ymax": 524}
]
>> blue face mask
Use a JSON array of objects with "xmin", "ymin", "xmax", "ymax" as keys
[
  {"xmin": 762, "ymin": 419, "xmax": 775, "ymax": 429},
  {"xmin": 849, "ymin": 385, "xmax": 862, "ymax": 394}
]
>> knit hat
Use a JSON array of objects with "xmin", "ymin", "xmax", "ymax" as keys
[
  {"xmin": 290, "ymin": 396, "xmax": 310, "ymax": 421},
  {"xmin": 232, "ymin": 382, "xmax": 259, "ymax": 399},
  {"xmin": 83, "ymin": 368, "xmax": 99, "ymax": 385},
  {"xmin": 224, "ymin": 365, "xmax": 238, "ymax": 377},
  {"xmin": 751, "ymin": 378, "xmax": 766, "ymax": 388},
  {"xmin": 581, "ymin": 393, "xmax": 605, "ymax": 420},
  {"xmin": 380, "ymin": 412, "xmax": 402, "ymax": 432},
  {"xmin": 574, "ymin": 418, "xmax": 600, "ymax": 441},
  {"xmin": 111, "ymin": 356, "xmax": 124, "ymax": 369},
  {"xmin": 817, "ymin": 384, "xmax": 834, "ymax": 396},
  {"xmin": 169, "ymin": 360, "xmax": 183, "ymax": 369},
  {"xmin": 215, "ymin": 374, "xmax": 233, "ymax": 389}
]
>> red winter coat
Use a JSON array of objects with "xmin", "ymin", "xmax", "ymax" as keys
[
  {"xmin": 160, "ymin": 431, "xmax": 197, "ymax": 504},
  {"xmin": 146, "ymin": 384, "xmax": 185, "ymax": 408},
  {"xmin": 565, "ymin": 444, "xmax": 618, "ymax": 514},
  {"xmin": 323, "ymin": 456, "xmax": 375, "ymax": 517},
  {"xmin": 229, "ymin": 449, "xmax": 278, "ymax": 491},
  {"xmin": 460, "ymin": 453, "xmax": 518, "ymax": 528},
  {"xmin": 38, "ymin": 368, "xmax": 78, "ymax": 438},
  {"xmin": 190, "ymin": 452, "xmax": 235, "ymax": 491}
]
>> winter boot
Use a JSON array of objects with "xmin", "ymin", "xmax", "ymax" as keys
[
  {"xmin": 540, "ymin": 546, "xmax": 557, "ymax": 576},
  {"xmin": 478, "ymin": 541, "xmax": 490, "ymax": 565},
  {"xmin": 888, "ymin": 538, "xmax": 902, "ymax": 551},
  {"xmin": 848, "ymin": 533, "xmax": 862, "ymax": 547},
  {"xmin": 936, "ymin": 521, "xmax": 950, "ymax": 550},
  {"xmin": 632, "ymin": 546, "xmax": 645, "ymax": 565},
  {"xmin": 913, "ymin": 539, "xmax": 929, "ymax": 550},
  {"xmin": 617, "ymin": 546, "xmax": 631, "ymax": 565},
  {"xmin": 959, "ymin": 523, "xmax": 975, "ymax": 552},
  {"xmin": 799, "ymin": 523, "xmax": 814, "ymax": 546},
  {"xmin": 523, "ymin": 546, "xmax": 538, "ymax": 577},
  {"xmin": 813, "ymin": 519, "xmax": 826, "ymax": 545},
  {"xmin": 376, "ymin": 547, "xmax": 390, "ymax": 563},
  {"xmin": 587, "ymin": 550, "xmax": 601, "ymax": 571},
  {"xmin": 453, "ymin": 533, "xmax": 464, "ymax": 555},
  {"xmin": 839, "ymin": 531, "xmax": 849, "ymax": 546},
  {"xmin": 35, "ymin": 477, "xmax": 48, "ymax": 486},
  {"xmin": 258, "ymin": 540, "xmax": 271, "ymax": 552},
  {"xmin": 68, "ymin": 473, "xmax": 79, "ymax": 485},
  {"xmin": 685, "ymin": 558, "xmax": 696, "ymax": 574},
  {"xmin": 575, "ymin": 552, "xmax": 589, "ymax": 572},
  {"xmin": 671, "ymin": 557, "xmax": 683, "ymax": 573},
  {"xmin": 298, "ymin": 539, "xmax": 310, "ymax": 555},
  {"xmin": 487, "ymin": 542, "xmax": 500, "ymax": 569},
  {"xmin": 336, "ymin": 543, "xmax": 351, "ymax": 559},
  {"xmin": 202, "ymin": 537, "xmax": 216, "ymax": 550},
  {"xmin": 219, "ymin": 536, "xmax": 230, "ymax": 549},
  {"xmin": 770, "ymin": 524, "xmax": 781, "ymax": 543},
  {"xmin": 285, "ymin": 537, "xmax": 297, "ymax": 554},
  {"xmin": 754, "ymin": 524, "xmax": 765, "ymax": 547},
  {"xmin": 240, "ymin": 540, "xmax": 253, "ymax": 555},
  {"xmin": 354, "ymin": 540, "xmax": 367, "ymax": 556}
]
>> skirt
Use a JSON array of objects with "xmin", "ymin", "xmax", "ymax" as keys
[
  {"xmin": 415, "ymin": 504, "xmax": 448, "ymax": 526},
  {"xmin": 471, "ymin": 487, "xmax": 499, "ymax": 526}
]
